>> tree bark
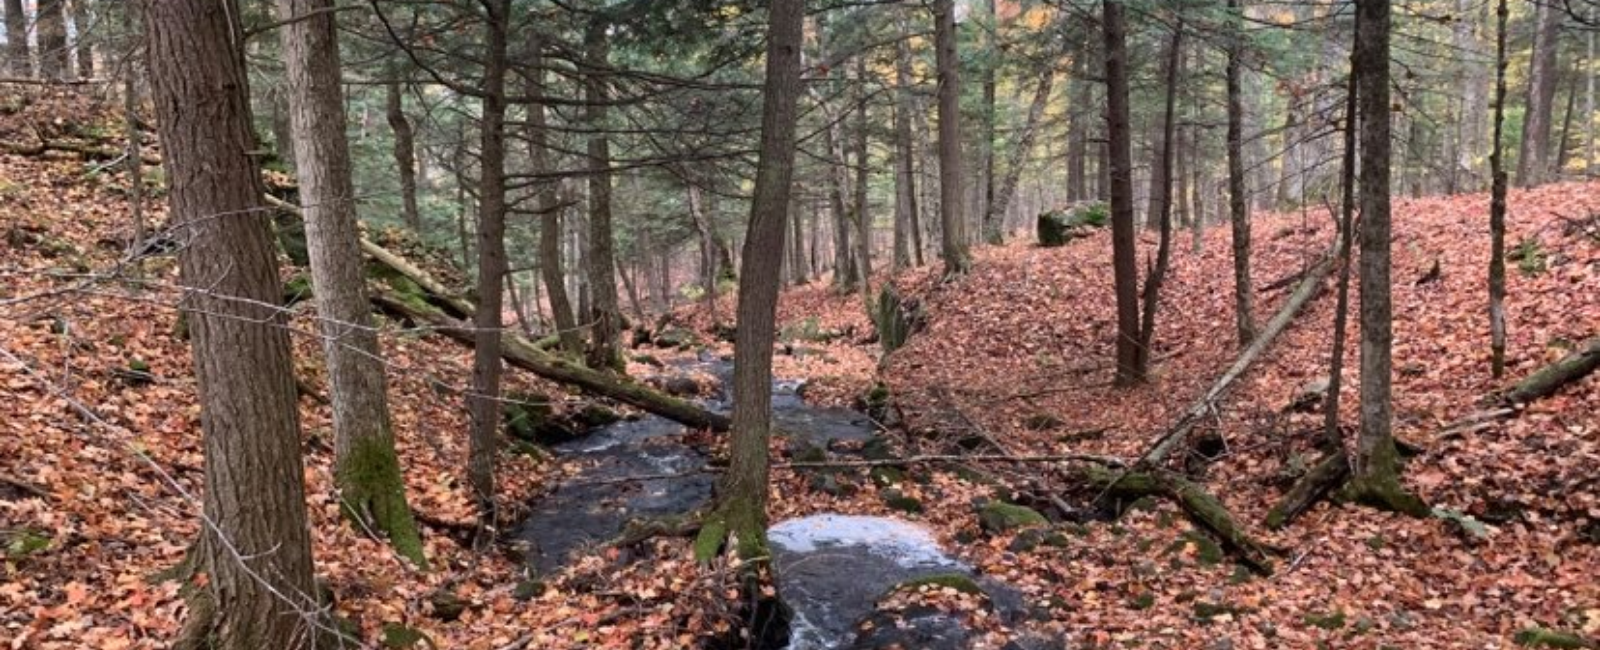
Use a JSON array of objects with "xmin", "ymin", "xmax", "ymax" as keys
[
  {"xmin": 978, "ymin": 0, "xmax": 999, "ymax": 243},
  {"xmin": 37, "ymin": 0, "xmax": 67, "ymax": 80},
  {"xmin": 145, "ymin": 0, "xmax": 317, "ymax": 645},
  {"xmin": 1135, "ymin": 23, "xmax": 1183, "ymax": 380},
  {"xmin": 1350, "ymin": 0, "xmax": 1425, "ymax": 516},
  {"xmin": 467, "ymin": 0, "xmax": 512, "ymax": 522},
  {"xmin": 583, "ymin": 19, "xmax": 622, "ymax": 371},
  {"xmin": 386, "ymin": 79, "xmax": 422, "ymax": 233},
  {"xmin": 702, "ymin": 0, "xmax": 803, "ymax": 561},
  {"xmin": 1226, "ymin": 0, "xmax": 1257, "ymax": 347},
  {"xmin": 1517, "ymin": 0, "xmax": 1561, "ymax": 187},
  {"xmin": 522, "ymin": 33, "xmax": 583, "ymax": 357},
  {"xmin": 69, "ymin": 0, "xmax": 91, "ymax": 79},
  {"xmin": 279, "ymin": 0, "xmax": 424, "ymax": 566},
  {"xmin": 852, "ymin": 57, "xmax": 872, "ymax": 301},
  {"xmin": 1104, "ymin": 0, "xmax": 1140, "ymax": 385},
  {"xmin": 1489, "ymin": 0, "xmax": 1509, "ymax": 377},
  {"xmin": 934, "ymin": 0, "xmax": 969, "ymax": 277},
  {"xmin": 3, "ymin": 0, "xmax": 28, "ymax": 78},
  {"xmin": 1324, "ymin": 12, "xmax": 1361, "ymax": 450}
]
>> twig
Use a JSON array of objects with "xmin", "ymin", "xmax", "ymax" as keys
[{"xmin": 0, "ymin": 473, "xmax": 50, "ymax": 500}]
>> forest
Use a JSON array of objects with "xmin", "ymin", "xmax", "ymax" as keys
[{"xmin": 0, "ymin": 0, "xmax": 1596, "ymax": 647}]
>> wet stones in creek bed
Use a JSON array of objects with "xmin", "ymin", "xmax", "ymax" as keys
[{"xmin": 769, "ymin": 514, "xmax": 1025, "ymax": 650}]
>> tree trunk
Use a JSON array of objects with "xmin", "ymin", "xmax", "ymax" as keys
[
  {"xmin": 825, "ymin": 104, "xmax": 856, "ymax": 289},
  {"xmin": 1324, "ymin": 12, "xmax": 1360, "ymax": 450},
  {"xmin": 524, "ymin": 35, "xmax": 583, "ymax": 357},
  {"xmin": 934, "ymin": 0, "xmax": 969, "ymax": 277},
  {"xmin": 583, "ymin": 19, "xmax": 622, "ymax": 371},
  {"xmin": 1555, "ymin": 72, "xmax": 1578, "ymax": 173},
  {"xmin": 37, "ymin": 0, "xmax": 67, "ymax": 80},
  {"xmin": 1226, "ymin": 0, "xmax": 1257, "ymax": 347},
  {"xmin": 468, "ymin": 0, "xmax": 512, "ymax": 523},
  {"xmin": 1455, "ymin": 0, "xmax": 1486, "ymax": 190},
  {"xmin": 1104, "ymin": 0, "xmax": 1140, "ymax": 385},
  {"xmin": 3, "ymin": 0, "xmax": 28, "ymax": 78},
  {"xmin": 988, "ymin": 69, "xmax": 1055, "ymax": 242},
  {"xmin": 1489, "ymin": 0, "xmax": 1509, "ymax": 377},
  {"xmin": 1500, "ymin": 336, "xmax": 1600, "ymax": 405},
  {"xmin": 145, "ymin": 0, "xmax": 317, "ymax": 644},
  {"xmin": 1517, "ymin": 0, "xmax": 1561, "ymax": 187},
  {"xmin": 1135, "ymin": 23, "xmax": 1182, "ymax": 380},
  {"xmin": 702, "ymin": 0, "xmax": 803, "ymax": 561},
  {"xmin": 279, "ymin": 0, "xmax": 424, "ymax": 566},
  {"xmin": 852, "ymin": 57, "xmax": 872, "ymax": 301},
  {"xmin": 386, "ymin": 80, "xmax": 422, "ymax": 233},
  {"xmin": 69, "ymin": 0, "xmax": 91, "ymax": 79},
  {"xmin": 791, "ymin": 195, "xmax": 810, "ymax": 280},
  {"xmin": 1350, "ymin": 0, "xmax": 1426, "ymax": 516},
  {"xmin": 978, "ymin": 0, "xmax": 998, "ymax": 243},
  {"xmin": 894, "ymin": 15, "xmax": 924, "ymax": 268}
]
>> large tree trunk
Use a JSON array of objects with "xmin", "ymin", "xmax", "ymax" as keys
[
  {"xmin": 386, "ymin": 79, "xmax": 422, "ymax": 233},
  {"xmin": 852, "ymin": 57, "xmax": 873, "ymax": 302},
  {"xmin": 1454, "ymin": 0, "xmax": 1486, "ymax": 190},
  {"xmin": 1350, "ymin": 0, "xmax": 1425, "ymax": 516},
  {"xmin": 978, "ymin": 0, "xmax": 998, "ymax": 244},
  {"xmin": 1135, "ymin": 24, "xmax": 1182, "ymax": 379},
  {"xmin": 1226, "ymin": 0, "xmax": 1257, "ymax": 347},
  {"xmin": 1104, "ymin": 0, "xmax": 1140, "ymax": 385},
  {"xmin": 988, "ymin": 69, "xmax": 1055, "ymax": 242},
  {"xmin": 37, "ymin": 0, "xmax": 67, "ymax": 80},
  {"xmin": 279, "ymin": 0, "xmax": 424, "ymax": 566},
  {"xmin": 701, "ymin": 0, "xmax": 803, "ymax": 561},
  {"xmin": 3, "ymin": 0, "xmax": 29, "ymax": 78},
  {"xmin": 583, "ymin": 19, "xmax": 623, "ymax": 371},
  {"xmin": 934, "ymin": 0, "xmax": 969, "ymax": 277},
  {"xmin": 144, "ymin": 0, "xmax": 317, "ymax": 645},
  {"xmin": 1517, "ymin": 0, "xmax": 1561, "ymax": 187},
  {"xmin": 468, "ymin": 0, "xmax": 512, "ymax": 522}
]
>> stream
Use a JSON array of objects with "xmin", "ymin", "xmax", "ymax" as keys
[{"xmin": 512, "ymin": 353, "xmax": 1030, "ymax": 649}]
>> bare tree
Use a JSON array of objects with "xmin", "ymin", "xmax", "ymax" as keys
[
  {"xmin": 583, "ymin": 17, "xmax": 623, "ymax": 371},
  {"xmin": 3, "ymin": 0, "xmax": 28, "ymax": 78},
  {"xmin": 1226, "ymin": 0, "xmax": 1256, "ymax": 347},
  {"xmin": 38, "ymin": 0, "xmax": 67, "ymax": 80},
  {"xmin": 1104, "ymin": 0, "xmax": 1140, "ymax": 385},
  {"xmin": 278, "ymin": 0, "xmax": 425, "ymax": 567},
  {"xmin": 1517, "ymin": 0, "xmax": 1562, "ymax": 187},
  {"xmin": 467, "ymin": 0, "xmax": 512, "ymax": 524},
  {"xmin": 1488, "ymin": 0, "xmax": 1510, "ymax": 376},
  {"xmin": 386, "ymin": 79, "xmax": 422, "ymax": 233},
  {"xmin": 145, "ymin": 0, "xmax": 318, "ymax": 645},
  {"xmin": 1135, "ymin": 21, "xmax": 1183, "ymax": 379}
]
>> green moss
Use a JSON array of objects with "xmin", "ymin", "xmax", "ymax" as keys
[
  {"xmin": 895, "ymin": 573, "xmax": 983, "ymax": 595},
  {"xmin": 977, "ymin": 501, "xmax": 1048, "ymax": 533},
  {"xmin": 283, "ymin": 273, "xmax": 314, "ymax": 306},
  {"xmin": 1304, "ymin": 610, "xmax": 1347, "ymax": 630},
  {"xmin": 694, "ymin": 518, "xmax": 728, "ymax": 563},
  {"xmin": 367, "ymin": 262, "xmax": 436, "ymax": 314},
  {"xmin": 512, "ymin": 579, "xmax": 546, "ymax": 601},
  {"xmin": 574, "ymin": 404, "xmax": 622, "ymax": 428},
  {"xmin": 4, "ymin": 528, "xmax": 50, "ymax": 559},
  {"xmin": 381, "ymin": 623, "xmax": 430, "ymax": 649},
  {"xmin": 338, "ymin": 433, "xmax": 428, "ymax": 568},
  {"xmin": 1192, "ymin": 601, "xmax": 1247, "ymax": 624},
  {"xmin": 1338, "ymin": 450, "xmax": 1429, "ymax": 517},
  {"xmin": 1513, "ymin": 628, "xmax": 1594, "ymax": 649},
  {"xmin": 1129, "ymin": 592, "xmax": 1156, "ymax": 610},
  {"xmin": 882, "ymin": 489, "xmax": 924, "ymax": 514},
  {"xmin": 869, "ymin": 466, "xmax": 905, "ymax": 487}
]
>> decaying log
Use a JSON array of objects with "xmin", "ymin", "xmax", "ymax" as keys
[
  {"xmin": 373, "ymin": 292, "xmax": 730, "ymax": 432},
  {"xmin": 1498, "ymin": 336, "xmax": 1600, "ymax": 405},
  {"xmin": 1077, "ymin": 463, "xmax": 1275, "ymax": 574},
  {"xmin": 1264, "ymin": 448, "xmax": 1348, "ymax": 530}
]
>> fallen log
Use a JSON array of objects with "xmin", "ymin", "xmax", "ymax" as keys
[
  {"xmin": 1077, "ymin": 463, "xmax": 1275, "ymax": 574},
  {"xmin": 373, "ymin": 292, "xmax": 730, "ymax": 432},
  {"xmin": 1498, "ymin": 336, "xmax": 1600, "ymax": 406},
  {"xmin": 1264, "ymin": 448, "xmax": 1348, "ymax": 530},
  {"xmin": 1139, "ymin": 247, "xmax": 1338, "ymax": 468}
]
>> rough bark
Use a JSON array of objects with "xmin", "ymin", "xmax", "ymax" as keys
[
  {"xmin": 893, "ymin": 16, "xmax": 922, "ymax": 268},
  {"xmin": 978, "ymin": 0, "xmax": 998, "ymax": 243},
  {"xmin": 145, "ymin": 0, "xmax": 318, "ymax": 645},
  {"xmin": 1349, "ymin": 0, "xmax": 1426, "ymax": 516},
  {"xmin": 522, "ymin": 34, "xmax": 583, "ymax": 358},
  {"xmin": 468, "ymin": 0, "xmax": 512, "ymax": 522},
  {"xmin": 1324, "ymin": 17, "xmax": 1361, "ymax": 450},
  {"xmin": 386, "ymin": 79, "xmax": 422, "ymax": 233},
  {"xmin": 700, "ymin": 0, "xmax": 803, "ymax": 561},
  {"xmin": 583, "ymin": 19, "xmax": 622, "ymax": 372},
  {"xmin": 934, "ymin": 0, "xmax": 969, "ymax": 277},
  {"xmin": 987, "ymin": 69, "xmax": 1055, "ymax": 242},
  {"xmin": 37, "ymin": 0, "xmax": 67, "ymax": 80},
  {"xmin": 279, "ymin": 0, "xmax": 424, "ymax": 566},
  {"xmin": 1065, "ymin": 49, "xmax": 1089, "ymax": 204},
  {"xmin": 1517, "ymin": 0, "xmax": 1562, "ymax": 187},
  {"xmin": 1226, "ymin": 0, "xmax": 1256, "ymax": 347},
  {"xmin": 1104, "ymin": 0, "xmax": 1140, "ymax": 385},
  {"xmin": 1489, "ymin": 0, "xmax": 1509, "ymax": 377},
  {"xmin": 69, "ymin": 0, "xmax": 91, "ymax": 79},
  {"xmin": 851, "ymin": 57, "xmax": 872, "ymax": 301},
  {"xmin": 3, "ymin": 0, "xmax": 28, "ymax": 78}
]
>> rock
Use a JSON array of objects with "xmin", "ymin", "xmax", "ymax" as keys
[
  {"xmin": 655, "ymin": 375, "xmax": 701, "ymax": 397},
  {"xmin": 573, "ymin": 403, "xmax": 622, "ymax": 428},
  {"xmin": 977, "ymin": 502, "xmax": 1048, "ymax": 533},
  {"xmin": 652, "ymin": 326, "xmax": 698, "ymax": 350},
  {"xmin": 380, "ymin": 623, "xmax": 431, "ymax": 649},
  {"xmin": 849, "ymin": 605, "xmax": 969, "ymax": 650},
  {"xmin": 502, "ymin": 391, "xmax": 554, "ymax": 440},
  {"xmin": 881, "ymin": 489, "xmax": 924, "ymax": 514},
  {"xmin": 1284, "ymin": 378, "xmax": 1329, "ymax": 413},
  {"xmin": 512, "ymin": 578, "xmax": 545, "ymax": 601},
  {"xmin": 1008, "ymin": 528, "xmax": 1071, "ymax": 553},
  {"xmin": 869, "ymin": 466, "xmax": 905, "ymax": 487},
  {"xmin": 1037, "ymin": 202, "xmax": 1108, "ymax": 247},
  {"xmin": 426, "ymin": 588, "xmax": 467, "ymax": 622},
  {"xmin": 872, "ymin": 284, "xmax": 926, "ymax": 354}
]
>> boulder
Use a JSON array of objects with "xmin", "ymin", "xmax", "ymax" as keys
[{"xmin": 1037, "ymin": 202, "xmax": 1108, "ymax": 247}]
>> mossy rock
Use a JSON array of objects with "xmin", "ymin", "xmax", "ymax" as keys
[
  {"xmin": 381, "ymin": 622, "xmax": 432, "ymax": 649},
  {"xmin": 1037, "ymin": 202, "xmax": 1108, "ymax": 247},
  {"xmin": 869, "ymin": 466, "xmax": 905, "ymax": 487},
  {"xmin": 1513, "ymin": 628, "xmax": 1596, "ymax": 649},
  {"xmin": 977, "ymin": 502, "xmax": 1048, "ymax": 533},
  {"xmin": 4, "ymin": 528, "xmax": 50, "ymax": 559},
  {"xmin": 1193, "ymin": 601, "xmax": 1246, "ymax": 624},
  {"xmin": 573, "ymin": 403, "xmax": 622, "ymax": 428},
  {"xmin": 652, "ymin": 326, "xmax": 699, "ymax": 350},
  {"xmin": 426, "ymin": 589, "xmax": 467, "ymax": 622},
  {"xmin": 788, "ymin": 441, "xmax": 827, "ymax": 464},
  {"xmin": 1008, "ymin": 527, "xmax": 1070, "ymax": 553},
  {"xmin": 881, "ymin": 489, "xmax": 924, "ymax": 514},
  {"xmin": 632, "ymin": 354, "xmax": 664, "ymax": 368},
  {"xmin": 512, "ymin": 578, "xmax": 546, "ymax": 601},
  {"xmin": 808, "ymin": 473, "xmax": 855, "ymax": 497},
  {"xmin": 502, "ymin": 392, "xmax": 555, "ymax": 442},
  {"xmin": 1164, "ymin": 530, "xmax": 1224, "ymax": 567},
  {"xmin": 873, "ymin": 284, "xmax": 926, "ymax": 354},
  {"xmin": 860, "ymin": 436, "xmax": 900, "ymax": 463},
  {"xmin": 893, "ymin": 572, "xmax": 983, "ymax": 595},
  {"xmin": 1303, "ymin": 609, "xmax": 1347, "ymax": 630},
  {"xmin": 1129, "ymin": 592, "xmax": 1157, "ymax": 610}
]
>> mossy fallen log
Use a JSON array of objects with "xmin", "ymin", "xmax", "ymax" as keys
[
  {"xmin": 373, "ymin": 292, "xmax": 730, "ymax": 432},
  {"xmin": 1264, "ymin": 449, "xmax": 1349, "ymax": 530},
  {"xmin": 1499, "ymin": 336, "xmax": 1600, "ymax": 406},
  {"xmin": 1078, "ymin": 463, "xmax": 1275, "ymax": 574}
]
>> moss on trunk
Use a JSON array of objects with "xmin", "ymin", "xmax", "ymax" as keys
[{"xmin": 338, "ymin": 433, "xmax": 428, "ymax": 568}]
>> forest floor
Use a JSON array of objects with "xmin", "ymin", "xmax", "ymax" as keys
[{"xmin": 1, "ymin": 91, "xmax": 1597, "ymax": 649}]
